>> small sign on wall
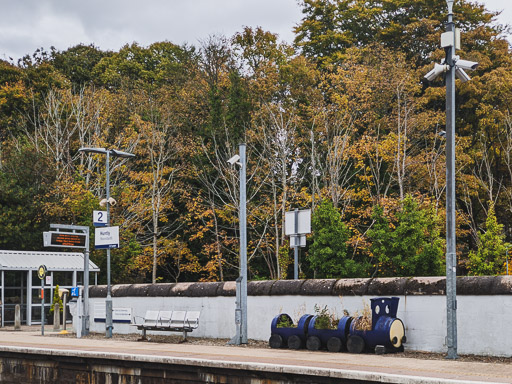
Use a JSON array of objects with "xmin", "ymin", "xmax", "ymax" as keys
[
  {"xmin": 93, "ymin": 302, "xmax": 132, "ymax": 323},
  {"xmin": 45, "ymin": 275, "xmax": 52, "ymax": 285}
]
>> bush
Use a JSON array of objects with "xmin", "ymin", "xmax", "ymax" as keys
[{"xmin": 49, "ymin": 284, "xmax": 63, "ymax": 314}]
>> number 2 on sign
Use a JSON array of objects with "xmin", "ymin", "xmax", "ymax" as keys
[{"xmin": 93, "ymin": 210, "xmax": 107, "ymax": 226}]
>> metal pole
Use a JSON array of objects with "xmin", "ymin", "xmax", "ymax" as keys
[
  {"xmin": 41, "ymin": 279, "xmax": 44, "ymax": 336},
  {"xmin": 83, "ymin": 229, "xmax": 90, "ymax": 336},
  {"xmin": 294, "ymin": 209, "xmax": 299, "ymax": 280},
  {"xmin": 445, "ymin": 6, "xmax": 458, "ymax": 360},
  {"xmin": 1, "ymin": 270, "xmax": 4, "ymax": 328},
  {"xmin": 105, "ymin": 151, "xmax": 113, "ymax": 338},
  {"xmin": 239, "ymin": 144, "xmax": 248, "ymax": 344},
  {"xmin": 27, "ymin": 271, "xmax": 32, "ymax": 326}
]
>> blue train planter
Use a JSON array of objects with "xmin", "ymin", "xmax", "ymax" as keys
[
  {"xmin": 348, "ymin": 297, "xmax": 406, "ymax": 354},
  {"xmin": 269, "ymin": 313, "xmax": 313, "ymax": 349},
  {"xmin": 268, "ymin": 297, "xmax": 406, "ymax": 354},
  {"xmin": 306, "ymin": 315, "xmax": 352, "ymax": 352}
]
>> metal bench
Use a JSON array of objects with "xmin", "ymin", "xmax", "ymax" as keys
[{"xmin": 132, "ymin": 310, "xmax": 200, "ymax": 341}]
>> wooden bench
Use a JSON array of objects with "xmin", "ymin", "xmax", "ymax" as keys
[{"xmin": 132, "ymin": 310, "xmax": 200, "ymax": 341}]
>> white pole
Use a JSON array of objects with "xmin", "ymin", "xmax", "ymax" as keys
[
  {"xmin": 106, "ymin": 151, "xmax": 113, "ymax": 338},
  {"xmin": 445, "ymin": 3, "xmax": 458, "ymax": 360},
  {"xmin": 239, "ymin": 144, "xmax": 248, "ymax": 344}
]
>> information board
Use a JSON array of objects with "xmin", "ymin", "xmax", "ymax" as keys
[{"xmin": 43, "ymin": 231, "xmax": 87, "ymax": 248}]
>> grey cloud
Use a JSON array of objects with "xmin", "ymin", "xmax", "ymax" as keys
[{"xmin": 0, "ymin": 0, "xmax": 302, "ymax": 60}]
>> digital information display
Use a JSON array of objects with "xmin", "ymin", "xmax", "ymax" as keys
[{"xmin": 43, "ymin": 231, "xmax": 87, "ymax": 248}]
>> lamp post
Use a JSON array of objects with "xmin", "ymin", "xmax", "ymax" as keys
[
  {"xmin": 444, "ymin": 0, "xmax": 458, "ymax": 361},
  {"xmin": 239, "ymin": 144, "xmax": 248, "ymax": 344},
  {"xmin": 78, "ymin": 147, "xmax": 135, "ymax": 338},
  {"xmin": 227, "ymin": 144, "xmax": 248, "ymax": 345},
  {"xmin": 424, "ymin": 0, "xmax": 478, "ymax": 360}
]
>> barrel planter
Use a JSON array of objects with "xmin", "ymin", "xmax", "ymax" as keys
[
  {"xmin": 306, "ymin": 315, "xmax": 352, "ymax": 352},
  {"xmin": 269, "ymin": 313, "xmax": 313, "ymax": 349},
  {"xmin": 348, "ymin": 297, "xmax": 406, "ymax": 354}
]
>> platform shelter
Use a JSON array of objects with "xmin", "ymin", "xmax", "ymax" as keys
[{"xmin": 0, "ymin": 250, "xmax": 99, "ymax": 326}]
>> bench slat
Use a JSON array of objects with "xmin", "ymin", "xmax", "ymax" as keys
[
  {"xmin": 158, "ymin": 311, "xmax": 172, "ymax": 327},
  {"xmin": 144, "ymin": 310, "xmax": 160, "ymax": 327},
  {"xmin": 185, "ymin": 311, "xmax": 200, "ymax": 329}
]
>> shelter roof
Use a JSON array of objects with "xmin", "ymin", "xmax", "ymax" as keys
[{"xmin": 0, "ymin": 250, "xmax": 99, "ymax": 272}]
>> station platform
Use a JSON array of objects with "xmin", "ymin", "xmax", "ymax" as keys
[{"xmin": 0, "ymin": 328, "xmax": 510, "ymax": 383}]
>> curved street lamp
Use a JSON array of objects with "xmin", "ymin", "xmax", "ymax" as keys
[{"xmin": 79, "ymin": 147, "xmax": 135, "ymax": 338}]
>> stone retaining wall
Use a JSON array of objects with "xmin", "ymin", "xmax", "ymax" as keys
[
  {"xmin": 86, "ymin": 276, "xmax": 512, "ymax": 356},
  {"xmin": 89, "ymin": 276, "xmax": 512, "ymax": 298}
]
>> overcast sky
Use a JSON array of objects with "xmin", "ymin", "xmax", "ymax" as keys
[{"xmin": 0, "ymin": 0, "xmax": 510, "ymax": 62}]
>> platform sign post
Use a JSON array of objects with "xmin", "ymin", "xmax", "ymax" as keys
[
  {"xmin": 285, "ymin": 209, "xmax": 311, "ymax": 279},
  {"xmin": 43, "ymin": 224, "xmax": 90, "ymax": 337},
  {"xmin": 37, "ymin": 265, "xmax": 47, "ymax": 335}
]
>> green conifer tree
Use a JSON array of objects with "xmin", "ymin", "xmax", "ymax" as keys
[
  {"xmin": 467, "ymin": 203, "xmax": 509, "ymax": 275},
  {"xmin": 368, "ymin": 195, "xmax": 444, "ymax": 277},
  {"xmin": 308, "ymin": 200, "xmax": 365, "ymax": 277}
]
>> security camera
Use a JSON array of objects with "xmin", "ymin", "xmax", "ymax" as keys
[
  {"xmin": 100, "ymin": 197, "xmax": 117, "ymax": 207},
  {"xmin": 438, "ymin": 130, "xmax": 446, "ymax": 138},
  {"xmin": 424, "ymin": 63, "xmax": 449, "ymax": 82},
  {"xmin": 227, "ymin": 154, "xmax": 241, "ymax": 166},
  {"xmin": 455, "ymin": 59, "xmax": 478, "ymax": 71},
  {"xmin": 455, "ymin": 68, "xmax": 471, "ymax": 83}
]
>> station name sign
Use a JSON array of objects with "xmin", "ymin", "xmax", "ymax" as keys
[
  {"xmin": 43, "ymin": 231, "xmax": 87, "ymax": 248},
  {"xmin": 95, "ymin": 226, "xmax": 119, "ymax": 249}
]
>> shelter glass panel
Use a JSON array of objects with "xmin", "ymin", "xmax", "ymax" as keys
[
  {"xmin": 52, "ymin": 271, "xmax": 73, "ymax": 287},
  {"xmin": 30, "ymin": 306, "xmax": 51, "ymax": 324},
  {"xmin": 31, "ymin": 270, "xmax": 42, "ymax": 286},
  {"xmin": 2, "ymin": 271, "xmax": 27, "ymax": 324},
  {"xmin": 31, "ymin": 288, "xmax": 43, "ymax": 304}
]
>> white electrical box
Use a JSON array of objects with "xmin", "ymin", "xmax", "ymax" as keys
[{"xmin": 441, "ymin": 29, "xmax": 460, "ymax": 50}]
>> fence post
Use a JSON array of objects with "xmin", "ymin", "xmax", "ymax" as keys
[
  {"xmin": 53, "ymin": 303, "xmax": 60, "ymax": 331},
  {"xmin": 14, "ymin": 304, "xmax": 21, "ymax": 330}
]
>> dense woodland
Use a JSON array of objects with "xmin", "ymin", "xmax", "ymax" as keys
[{"xmin": 1, "ymin": 0, "xmax": 511, "ymax": 284}]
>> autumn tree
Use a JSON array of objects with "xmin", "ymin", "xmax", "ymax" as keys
[
  {"xmin": 0, "ymin": 0, "xmax": 512, "ymax": 284},
  {"xmin": 295, "ymin": 0, "xmax": 502, "ymax": 68},
  {"xmin": 127, "ymin": 93, "xmax": 186, "ymax": 283}
]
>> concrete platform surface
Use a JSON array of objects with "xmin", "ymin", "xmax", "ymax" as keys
[{"xmin": 0, "ymin": 329, "xmax": 510, "ymax": 384}]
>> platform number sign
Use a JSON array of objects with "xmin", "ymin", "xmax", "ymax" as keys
[
  {"xmin": 93, "ymin": 210, "xmax": 108, "ymax": 227},
  {"xmin": 37, "ymin": 265, "xmax": 47, "ymax": 280}
]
